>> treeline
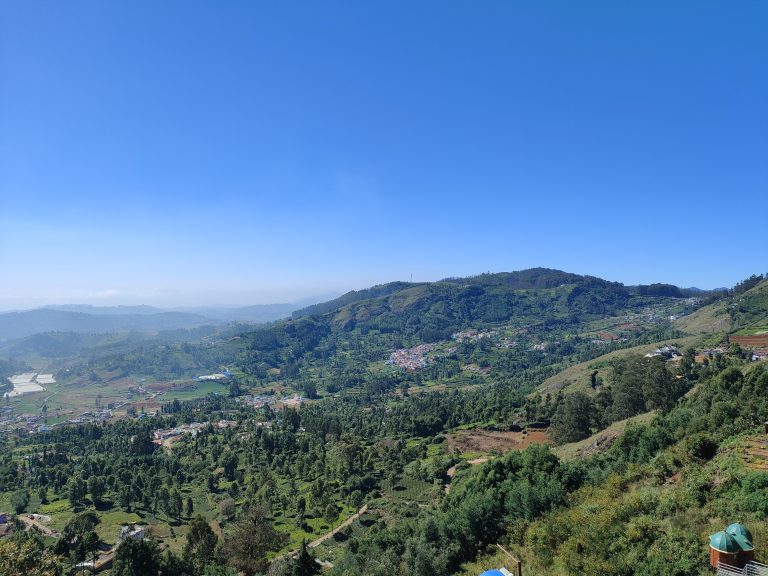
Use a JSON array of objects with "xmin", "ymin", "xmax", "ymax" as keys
[
  {"xmin": 514, "ymin": 360, "xmax": 768, "ymax": 575},
  {"xmin": 328, "ymin": 351, "xmax": 764, "ymax": 576},
  {"xmin": 6, "ymin": 341, "xmax": 765, "ymax": 576},
  {"xmin": 332, "ymin": 445, "xmax": 582, "ymax": 575},
  {"xmin": 734, "ymin": 273, "xmax": 765, "ymax": 295},
  {"xmin": 546, "ymin": 352, "xmax": 696, "ymax": 444}
]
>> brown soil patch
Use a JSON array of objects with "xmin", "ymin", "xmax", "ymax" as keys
[
  {"xmin": 732, "ymin": 335, "xmax": 768, "ymax": 347},
  {"xmin": 742, "ymin": 437, "xmax": 768, "ymax": 471},
  {"xmin": 570, "ymin": 429, "xmax": 621, "ymax": 458},
  {"xmin": 150, "ymin": 381, "xmax": 195, "ymax": 392},
  {"xmin": 101, "ymin": 377, "xmax": 139, "ymax": 390},
  {"xmin": 599, "ymin": 332, "xmax": 619, "ymax": 341},
  {"xmin": 446, "ymin": 428, "xmax": 551, "ymax": 454},
  {"xmin": 462, "ymin": 363, "xmax": 491, "ymax": 375}
]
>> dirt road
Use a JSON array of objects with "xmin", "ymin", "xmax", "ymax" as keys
[
  {"xmin": 19, "ymin": 514, "xmax": 58, "ymax": 537},
  {"xmin": 307, "ymin": 504, "xmax": 368, "ymax": 549},
  {"xmin": 444, "ymin": 458, "xmax": 490, "ymax": 494},
  {"xmin": 274, "ymin": 504, "xmax": 369, "ymax": 568}
]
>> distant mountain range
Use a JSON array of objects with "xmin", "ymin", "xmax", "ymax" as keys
[
  {"xmin": 0, "ymin": 308, "xmax": 213, "ymax": 341},
  {"xmin": 0, "ymin": 296, "xmax": 338, "ymax": 341},
  {"xmin": 0, "ymin": 272, "xmax": 730, "ymax": 343}
]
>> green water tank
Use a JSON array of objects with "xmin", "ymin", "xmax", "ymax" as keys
[
  {"xmin": 726, "ymin": 523, "xmax": 754, "ymax": 544},
  {"xmin": 710, "ymin": 531, "xmax": 740, "ymax": 553}
]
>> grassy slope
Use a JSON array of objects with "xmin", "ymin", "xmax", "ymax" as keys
[
  {"xmin": 553, "ymin": 412, "xmax": 656, "ymax": 460},
  {"xmin": 537, "ymin": 336, "xmax": 700, "ymax": 396},
  {"xmin": 673, "ymin": 278, "xmax": 768, "ymax": 336},
  {"xmin": 673, "ymin": 300, "xmax": 731, "ymax": 335},
  {"xmin": 539, "ymin": 281, "xmax": 768, "ymax": 397}
]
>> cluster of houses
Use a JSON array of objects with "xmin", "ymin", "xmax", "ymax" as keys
[
  {"xmin": 238, "ymin": 393, "xmax": 278, "ymax": 409},
  {"xmin": 152, "ymin": 420, "xmax": 239, "ymax": 445},
  {"xmin": 387, "ymin": 343, "xmax": 437, "ymax": 370},
  {"xmin": 152, "ymin": 421, "xmax": 209, "ymax": 444},
  {"xmin": 451, "ymin": 328, "xmax": 517, "ymax": 350},
  {"xmin": 238, "ymin": 392, "xmax": 305, "ymax": 410},
  {"xmin": 196, "ymin": 369, "xmax": 233, "ymax": 381},
  {"xmin": 645, "ymin": 344, "xmax": 682, "ymax": 359},
  {"xmin": 64, "ymin": 409, "xmax": 114, "ymax": 425},
  {"xmin": 452, "ymin": 329, "xmax": 498, "ymax": 342},
  {"xmin": 281, "ymin": 395, "xmax": 304, "ymax": 408},
  {"xmin": 0, "ymin": 409, "xmax": 43, "ymax": 434}
]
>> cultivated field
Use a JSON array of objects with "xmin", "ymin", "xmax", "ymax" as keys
[{"xmin": 447, "ymin": 428, "xmax": 551, "ymax": 455}]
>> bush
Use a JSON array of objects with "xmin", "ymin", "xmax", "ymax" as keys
[{"xmin": 683, "ymin": 433, "xmax": 717, "ymax": 462}]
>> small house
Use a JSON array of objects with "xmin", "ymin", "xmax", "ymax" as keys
[
  {"xmin": 118, "ymin": 525, "xmax": 146, "ymax": 545},
  {"xmin": 710, "ymin": 523, "xmax": 755, "ymax": 568}
]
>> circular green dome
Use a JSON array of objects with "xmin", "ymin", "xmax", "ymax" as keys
[
  {"xmin": 710, "ymin": 531, "xmax": 740, "ymax": 553},
  {"xmin": 726, "ymin": 523, "xmax": 753, "ymax": 543}
]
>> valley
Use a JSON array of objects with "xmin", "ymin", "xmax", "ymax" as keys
[{"xmin": 0, "ymin": 269, "xmax": 766, "ymax": 576}]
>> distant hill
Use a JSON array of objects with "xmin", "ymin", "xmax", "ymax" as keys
[
  {"xmin": 292, "ymin": 269, "xmax": 629, "ymax": 329},
  {"xmin": 171, "ymin": 304, "xmax": 299, "ymax": 323},
  {"xmin": 0, "ymin": 308, "xmax": 214, "ymax": 340},
  {"xmin": 292, "ymin": 282, "xmax": 415, "ymax": 319},
  {"xmin": 0, "ymin": 295, "xmax": 338, "ymax": 341},
  {"xmin": 233, "ymin": 269, "xmax": 643, "ymax": 379},
  {"xmin": 292, "ymin": 269, "xmax": 628, "ymax": 320},
  {"xmin": 43, "ymin": 304, "xmax": 164, "ymax": 315},
  {"xmin": 542, "ymin": 276, "xmax": 768, "ymax": 398},
  {"xmin": 440, "ymin": 268, "xmax": 588, "ymax": 289},
  {"xmin": 674, "ymin": 277, "xmax": 768, "ymax": 336},
  {"xmin": 626, "ymin": 283, "xmax": 727, "ymax": 298}
]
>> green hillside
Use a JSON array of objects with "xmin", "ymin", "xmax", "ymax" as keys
[{"xmin": 3, "ymin": 270, "xmax": 767, "ymax": 576}]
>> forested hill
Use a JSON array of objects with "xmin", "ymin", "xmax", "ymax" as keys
[
  {"xmin": 440, "ymin": 268, "xmax": 596, "ymax": 289},
  {"xmin": 235, "ymin": 269, "xmax": 689, "ymax": 388},
  {"xmin": 289, "ymin": 268, "xmax": 630, "ymax": 337},
  {"xmin": 291, "ymin": 281, "xmax": 416, "ymax": 318},
  {"xmin": 292, "ymin": 268, "xmax": 624, "ymax": 320}
]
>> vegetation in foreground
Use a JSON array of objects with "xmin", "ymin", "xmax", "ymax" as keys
[{"xmin": 0, "ymin": 271, "xmax": 766, "ymax": 575}]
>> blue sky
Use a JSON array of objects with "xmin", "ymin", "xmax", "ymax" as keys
[{"xmin": 1, "ymin": 1, "xmax": 766, "ymax": 309}]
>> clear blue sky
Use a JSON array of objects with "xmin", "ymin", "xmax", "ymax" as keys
[{"xmin": 1, "ymin": 1, "xmax": 766, "ymax": 309}]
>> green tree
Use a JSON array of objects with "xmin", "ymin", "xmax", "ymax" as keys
[
  {"xmin": 292, "ymin": 541, "xmax": 320, "ymax": 576},
  {"xmin": 225, "ymin": 504, "xmax": 288, "ymax": 576},
  {"xmin": 550, "ymin": 392, "xmax": 593, "ymax": 444},
  {"xmin": 323, "ymin": 503, "xmax": 337, "ymax": 528},
  {"xmin": 88, "ymin": 476, "xmax": 106, "ymax": 508},
  {"xmin": 83, "ymin": 530, "xmax": 100, "ymax": 567},
  {"xmin": 168, "ymin": 489, "xmax": 183, "ymax": 521},
  {"xmin": 0, "ymin": 539, "xmax": 61, "ymax": 576},
  {"xmin": 68, "ymin": 478, "xmax": 86, "ymax": 509},
  {"xmin": 112, "ymin": 538, "xmax": 162, "ymax": 576},
  {"xmin": 10, "ymin": 489, "xmax": 29, "ymax": 514},
  {"xmin": 608, "ymin": 355, "xmax": 646, "ymax": 421},
  {"xmin": 219, "ymin": 498, "xmax": 236, "ymax": 521},
  {"xmin": 183, "ymin": 515, "xmax": 218, "ymax": 573}
]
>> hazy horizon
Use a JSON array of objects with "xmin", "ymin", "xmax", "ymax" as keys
[
  {"xmin": 0, "ymin": 266, "xmax": 740, "ymax": 313},
  {"xmin": 2, "ymin": 2, "xmax": 766, "ymax": 312}
]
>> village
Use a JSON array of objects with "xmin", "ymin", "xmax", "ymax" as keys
[{"xmin": 386, "ymin": 343, "xmax": 438, "ymax": 370}]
